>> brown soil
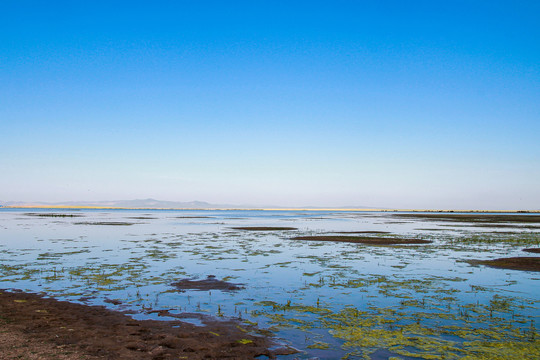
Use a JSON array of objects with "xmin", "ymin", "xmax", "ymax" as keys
[
  {"xmin": 393, "ymin": 213, "xmax": 540, "ymax": 223},
  {"xmin": 469, "ymin": 257, "xmax": 540, "ymax": 272},
  {"xmin": 292, "ymin": 236, "xmax": 432, "ymax": 245},
  {"xmin": 0, "ymin": 290, "xmax": 290, "ymax": 359},
  {"xmin": 231, "ymin": 227, "xmax": 297, "ymax": 231},
  {"xmin": 523, "ymin": 248, "xmax": 540, "ymax": 254},
  {"xmin": 172, "ymin": 276, "xmax": 244, "ymax": 291}
]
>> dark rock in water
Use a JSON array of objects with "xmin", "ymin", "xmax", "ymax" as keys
[
  {"xmin": 523, "ymin": 248, "xmax": 540, "ymax": 254},
  {"xmin": 172, "ymin": 275, "xmax": 244, "ymax": 291}
]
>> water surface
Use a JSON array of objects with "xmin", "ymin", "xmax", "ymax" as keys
[{"xmin": 1, "ymin": 209, "xmax": 538, "ymax": 359}]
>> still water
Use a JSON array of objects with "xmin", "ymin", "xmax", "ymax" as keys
[{"xmin": 1, "ymin": 209, "xmax": 539, "ymax": 359}]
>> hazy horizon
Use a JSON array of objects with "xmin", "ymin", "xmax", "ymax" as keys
[
  {"xmin": 1, "ymin": 2, "xmax": 539, "ymax": 210},
  {"xmin": 2, "ymin": 197, "xmax": 539, "ymax": 211}
]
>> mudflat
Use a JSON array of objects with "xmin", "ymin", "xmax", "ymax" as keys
[
  {"xmin": 468, "ymin": 257, "xmax": 540, "ymax": 272},
  {"xmin": 293, "ymin": 235, "xmax": 432, "ymax": 245},
  {"xmin": 392, "ymin": 213, "xmax": 540, "ymax": 223},
  {"xmin": 0, "ymin": 290, "xmax": 282, "ymax": 359},
  {"xmin": 172, "ymin": 275, "xmax": 244, "ymax": 291}
]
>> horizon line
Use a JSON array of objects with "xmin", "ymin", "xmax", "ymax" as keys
[{"xmin": 1, "ymin": 205, "xmax": 539, "ymax": 213}]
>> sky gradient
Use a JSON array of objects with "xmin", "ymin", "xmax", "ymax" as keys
[{"xmin": 1, "ymin": 1, "xmax": 539, "ymax": 209}]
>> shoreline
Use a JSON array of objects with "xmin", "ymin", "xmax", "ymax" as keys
[{"xmin": 0, "ymin": 289, "xmax": 290, "ymax": 359}]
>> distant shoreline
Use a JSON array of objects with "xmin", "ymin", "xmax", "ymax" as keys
[{"xmin": 1, "ymin": 206, "xmax": 538, "ymax": 213}]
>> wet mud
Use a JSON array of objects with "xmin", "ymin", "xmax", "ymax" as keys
[
  {"xmin": 293, "ymin": 235, "xmax": 432, "ymax": 245},
  {"xmin": 0, "ymin": 289, "xmax": 283, "ymax": 359},
  {"xmin": 334, "ymin": 231, "xmax": 391, "ymax": 234},
  {"xmin": 171, "ymin": 275, "xmax": 244, "ymax": 291},
  {"xmin": 469, "ymin": 257, "xmax": 540, "ymax": 272}
]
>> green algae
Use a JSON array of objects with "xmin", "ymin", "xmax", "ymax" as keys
[{"xmin": 251, "ymin": 272, "xmax": 539, "ymax": 359}]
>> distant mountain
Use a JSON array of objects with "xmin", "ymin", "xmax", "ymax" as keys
[
  {"xmin": 1, "ymin": 198, "xmax": 248, "ymax": 209},
  {"xmin": 0, "ymin": 198, "xmax": 380, "ymax": 210}
]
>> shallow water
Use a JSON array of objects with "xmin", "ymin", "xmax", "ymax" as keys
[{"xmin": 1, "ymin": 209, "xmax": 539, "ymax": 359}]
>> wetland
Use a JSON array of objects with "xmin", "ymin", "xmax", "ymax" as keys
[{"xmin": 0, "ymin": 209, "xmax": 539, "ymax": 359}]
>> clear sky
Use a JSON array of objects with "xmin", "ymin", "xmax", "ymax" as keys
[{"xmin": 1, "ymin": 1, "xmax": 539, "ymax": 209}]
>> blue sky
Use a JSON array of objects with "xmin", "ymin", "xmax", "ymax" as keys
[{"xmin": 1, "ymin": 1, "xmax": 539, "ymax": 209}]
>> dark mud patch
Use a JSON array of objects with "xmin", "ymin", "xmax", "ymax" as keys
[
  {"xmin": 523, "ymin": 248, "xmax": 540, "ymax": 254},
  {"xmin": 104, "ymin": 298, "xmax": 123, "ymax": 305},
  {"xmin": 293, "ymin": 236, "xmax": 432, "ymax": 245},
  {"xmin": 0, "ymin": 290, "xmax": 278, "ymax": 359},
  {"xmin": 24, "ymin": 213, "xmax": 83, "ymax": 218},
  {"xmin": 468, "ymin": 257, "xmax": 540, "ymax": 272},
  {"xmin": 393, "ymin": 213, "xmax": 540, "ymax": 223},
  {"xmin": 74, "ymin": 222, "xmax": 135, "ymax": 226},
  {"xmin": 472, "ymin": 224, "xmax": 540, "ymax": 229},
  {"xmin": 334, "ymin": 231, "xmax": 391, "ymax": 234},
  {"xmin": 0, "ymin": 289, "xmax": 288, "ymax": 359},
  {"xmin": 231, "ymin": 226, "xmax": 298, "ymax": 231},
  {"xmin": 172, "ymin": 275, "xmax": 244, "ymax": 291}
]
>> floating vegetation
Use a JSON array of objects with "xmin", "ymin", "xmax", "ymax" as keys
[
  {"xmin": 439, "ymin": 232, "xmax": 540, "ymax": 250},
  {"xmin": 24, "ymin": 213, "xmax": 83, "ymax": 217},
  {"xmin": 293, "ymin": 235, "xmax": 432, "ymax": 245},
  {"xmin": 252, "ymin": 274, "xmax": 539, "ymax": 359},
  {"xmin": 37, "ymin": 249, "xmax": 91, "ymax": 260},
  {"xmin": 468, "ymin": 257, "xmax": 540, "ymax": 272}
]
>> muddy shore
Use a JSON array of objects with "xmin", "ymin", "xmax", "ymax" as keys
[
  {"xmin": 293, "ymin": 235, "xmax": 432, "ymax": 245},
  {"xmin": 0, "ymin": 290, "xmax": 288, "ymax": 359}
]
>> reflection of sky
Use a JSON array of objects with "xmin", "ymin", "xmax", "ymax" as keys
[{"xmin": 1, "ymin": 209, "xmax": 539, "ymax": 358}]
